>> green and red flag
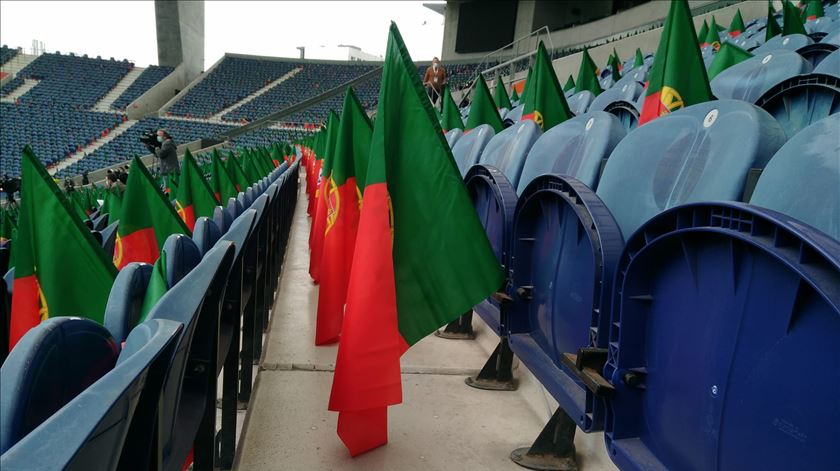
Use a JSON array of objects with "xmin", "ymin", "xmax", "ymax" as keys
[
  {"xmin": 510, "ymin": 86, "xmax": 519, "ymax": 103},
  {"xmin": 783, "ymin": 0, "xmax": 808, "ymax": 35},
  {"xmin": 563, "ymin": 75, "xmax": 576, "ymax": 92},
  {"xmin": 440, "ymin": 85, "xmax": 463, "ymax": 132},
  {"xmin": 729, "ymin": 9, "xmax": 746, "ymax": 36},
  {"xmin": 328, "ymin": 23, "xmax": 503, "ymax": 456},
  {"xmin": 576, "ymin": 48, "xmax": 603, "ymax": 96},
  {"xmin": 493, "ymin": 78, "xmax": 512, "ymax": 109},
  {"xmin": 634, "ymin": 48, "xmax": 645, "ymax": 68},
  {"xmin": 315, "ymin": 87, "xmax": 372, "ymax": 346},
  {"xmin": 639, "ymin": 0, "xmax": 712, "ymax": 126},
  {"xmin": 609, "ymin": 47, "xmax": 623, "ymax": 71},
  {"xmin": 698, "ymin": 19, "xmax": 710, "ymax": 46},
  {"xmin": 766, "ymin": 3, "xmax": 783, "ymax": 41},
  {"xmin": 705, "ymin": 17, "xmax": 722, "ymax": 51},
  {"xmin": 521, "ymin": 41, "xmax": 573, "ymax": 131},
  {"xmin": 138, "ymin": 249, "xmax": 167, "ymax": 321},
  {"xmin": 309, "ymin": 110, "xmax": 340, "ymax": 283},
  {"xmin": 243, "ymin": 149, "xmax": 265, "ymax": 183},
  {"xmin": 466, "ymin": 75, "xmax": 504, "ymax": 132},
  {"xmin": 805, "ymin": 0, "xmax": 824, "ymax": 20},
  {"xmin": 210, "ymin": 149, "xmax": 238, "ymax": 203},
  {"xmin": 114, "ymin": 156, "xmax": 189, "ymax": 269},
  {"xmin": 175, "ymin": 149, "xmax": 219, "ymax": 231},
  {"xmin": 307, "ymin": 128, "xmax": 326, "ymax": 216},
  {"xmin": 707, "ymin": 42, "xmax": 754, "ymax": 80},
  {"xmin": 9, "ymin": 147, "xmax": 117, "ymax": 348},
  {"xmin": 609, "ymin": 50, "xmax": 623, "ymax": 82},
  {"xmin": 226, "ymin": 150, "xmax": 250, "ymax": 192},
  {"xmin": 713, "ymin": 15, "xmax": 726, "ymax": 31}
]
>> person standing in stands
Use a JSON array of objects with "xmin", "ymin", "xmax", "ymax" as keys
[
  {"xmin": 154, "ymin": 129, "xmax": 179, "ymax": 185},
  {"xmin": 423, "ymin": 57, "xmax": 447, "ymax": 105}
]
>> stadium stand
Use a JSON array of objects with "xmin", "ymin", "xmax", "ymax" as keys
[
  {"xmin": 110, "ymin": 65, "xmax": 175, "ymax": 111},
  {"xmin": 0, "ymin": 45, "xmax": 18, "ymax": 66}
]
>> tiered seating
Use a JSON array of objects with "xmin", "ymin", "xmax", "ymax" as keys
[
  {"xmin": 222, "ymin": 62, "xmax": 378, "ymax": 123},
  {"xmin": 284, "ymin": 77, "xmax": 380, "ymax": 125},
  {"xmin": 168, "ymin": 56, "xmax": 298, "ymax": 118},
  {"xmin": 0, "ymin": 45, "xmax": 18, "ymax": 66},
  {"xmin": 0, "ymin": 77, "xmax": 24, "ymax": 97},
  {"xmin": 111, "ymin": 65, "xmax": 175, "ymax": 110},
  {"xmin": 1, "ymin": 103, "xmax": 125, "ymax": 176},
  {"xmin": 12, "ymin": 52, "xmax": 132, "ymax": 109}
]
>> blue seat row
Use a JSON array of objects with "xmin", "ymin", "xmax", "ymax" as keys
[{"xmin": 111, "ymin": 65, "xmax": 175, "ymax": 111}]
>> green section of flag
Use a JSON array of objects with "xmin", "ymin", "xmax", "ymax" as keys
[
  {"xmin": 782, "ymin": 0, "xmax": 808, "ymax": 35},
  {"xmin": 493, "ymin": 78, "xmax": 512, "ymax": 109},
  {"xmin": 466, "ymin": 75, "xmax": 504, "ymax": 132},
  {"xmin": 332, "ymin": 87, "xmax": 373, "ymax": 188},
  {"xmin": 522, "ymin": 41, "xmax": 573, "ymax": 131},
  {"xmin": 120, "ymin": 156, "xmax": 190, "ymax": 243},
  {"xmin": 766, "ymin": 3, "xmax": 782, "ymax": 41},
  {"xmin": 707, "ymin": 42, "xmax": 754, "ymax": 80},
  {"xmin": 729, "ymin": 9, "xmax": 746, "ymax": 33},
  {"xmin": 634, "ymin": 48, "xmax": 645, "ymax": 68},
  {"xmin": 440, "ymin": 85, "xmax": 464, "ymax": 132},
  {"xmin": 563, "ymin": 75, "xmax": 576, "ymax": 92},
  {"xmin": 698, "ymin": 19, "xmax": 709, "ymax": 43},
  {"xmin": 212, "ymin": 149, "xmax": 239, "ymax": 200},
  {"xmin": 510, "ymin": 86, "xmax": 519, "ymax": 102},
  {"xmin": 139, "ymin": 250, "xmax": 167, "ymax": 321},
  {"xmin": 576, "ymin": 48, "xmax": 603, "ymax": 96},
  {"xmin": 226, "ymin": 150, "xmax": 250, "ymax": 190},
  {"xmin": 177, "ymin": 149, "xmax": 219, "ymax": 219}
]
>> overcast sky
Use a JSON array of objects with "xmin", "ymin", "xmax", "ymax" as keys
[{"xmin": 0, "ymin": 1, "xmax": 445, "ymax": 68}]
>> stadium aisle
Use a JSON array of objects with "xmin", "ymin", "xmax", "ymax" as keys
[{"xmin": 235, "ymin": 174, "xmax": 617, "ymax": 470}]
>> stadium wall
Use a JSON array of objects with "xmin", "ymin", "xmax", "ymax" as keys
[{"xmin": 126, "ymin": 64, "xmax": 184, "ymax": 120}]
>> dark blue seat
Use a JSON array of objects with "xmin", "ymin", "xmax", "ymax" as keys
[
  {"xmin": 192, "ymin": 216, "xmax": 222, "ymax": 256},
  {"xmin": 213, "ymin": 205, "xmax": 232, "ymax": 232},
  {"xmin": 477, "ymin": 119, "xmax": 542, "ymax": 190},
  {"xmin": 711, "ymin": 49, "xmax": 811, "ymax": 103},
  {"xmin": 516, "ymin": 112, "xmax": 626, "ymax": 195},
  {"xmin": 603, "ymin": 203, "xmax": 840, "ymax": 470},
  {"xmin": 0, "ymin": 318, "xmax": 182, "ymax": 471},
  {"xmin": 451, "ymin": 124, "xmax": 495, "ymax": 176},
  {"xmin": 226, "ymin": 197, "xmax": 242, "ymax": 219},
  {"xmin": 100, "ymin": 221, "xmax": 119, "ymax": 258},
  {"xmin": 104, "ymin": 263, "xmax": 153, "ymax": 344}
]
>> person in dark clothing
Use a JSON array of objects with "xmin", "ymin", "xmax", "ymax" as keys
[{"xmin": 154, "ymin": 129, "xmax": 180, "ymax": 176}]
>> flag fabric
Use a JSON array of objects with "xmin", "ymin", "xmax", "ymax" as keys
[
  {"xmin": 328, "ymin": 23, "xmax": 503, "ymax": 457},
  {"xmin": 104, "ymin": 188, "xmax": 123, "ymax": 226},
  {"xmin": 309, "ymin": 111, "xmax": 340, "ymax": 283},
  {"xmin": 315, "ymin": 88, "xmax": 372, "ymax": 346},
  {"xmin": 226, "ymin": 150, "xmax": 250, "ymax": 191},
  {"xmin": 610, "ymin": 48, "xmax": 623, "ymax": 71},
  {"xmin": 639, "ymin": 0, "xmax": 712, "ymax": 126},
  {"xmin": 563, "ymin": 75, "xmax": 576, "ymax": 92},
  {"xmin": 521, "ymin": 41, "xmax": 573, "ymax": 131},
  {"xmin": 175, "ymin": 149, "xmax": 219, "ymax": 231},
  {"xmin": 9, "ymin": 147, "xmax": 117, "ymax": 348},
  {"xmin": 609, "ymin": 51, "xmax": 622, "ymax": 82},
  {"xmin": 634, "ymin": 48, "xmax": 645, "ymax": 68},
  {"xmin": 575, "ymin": 48, "xmax": 603, "ymax": 96},
  {"xmin": 138, "ymin": 250, "xmax": 168, "ymax": 321},
  {"xmin": 707, "ymin": 42, "xmax": 754, "ymax": 80},
  {"xmin": 712, "ymin": 15, "xmax": 726, "ymax": 31},
  {"xmin": 465, "ymin": 75, "xmax": 504, "ymax": 132},
  {"xmin": 698, "ymin": 19, "xmax": 710, "ymax": 46},
  {"xmin": 729, "ymin": 9, "xmax": 746, "ymax": 36},
  {"xmin": 805, "ymin": 0, "xmax": 824, "ymax": 19},
  {"xmin": 520, "ymin": 66, "xmax": 533, "ymax": 104},
  {"xmin": 493, "ymin": 78, "xmax": 512, "ymax": 109},
  {"xmin": 114, "ymin": 157, "xmax": 189, "ymax": 270},
  {"xmin": 766, "ymin": 3, "xmax": 783, "ymax": 41},
  {"xmin": 307, "ymin": 129, "xmax": 326, "ymax": 216},
  {"xmin": 510, "ymin": 86, "xmax": 519, "ymax": 103},
  {"xmin": 440, "ymin": 85, "xmax": 463, "ymax": 132},
  {"xmin": 705, "ymin": 17, "xmax": 722, "ymax": 51},
  {"xmin": 783, "ymin": 0, "xmax": 808, "ymax": 34},
  {"xmin": 211, "ymin": 149, "xmax": 239, "ymax": 203}
]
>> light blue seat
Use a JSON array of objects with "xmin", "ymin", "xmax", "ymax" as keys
[
  {"xmin": 755, "ymin": 68, "xmax": 840, "ymax": 139},
  {"xmin": 477, "ymin": 120, "xmax": 542, "ymax": 189},
  {"xmin": 597, "ymin": 99, "xmax": 787, "ymax": 239},
  {"xmin": 823, "ymin": 28, "xmax": 840, "ymax": 46},
  {"xmin": 192, "ymin": 216, "xmax": 222, "ymax": 256},
  {"xmin": 213, "ymin": 205, "xmax": 232, "ymax": 232},
  {"xmin": 588, "ymin": 81, "xmax": 644, "ymax": 130},
  {"xmin": 451, "ymin": 124, "xmax": 494, "ymax": 176},
  {"xmin": 814, "ymin": 48, "xmax": 840, "ymax": 77},
  {"xmin": 445, "ymin": 128, "xmax": 464, "ymax": 148},
  {"xmin": 754, "ymin": 34, "xmax": 813, "ymax": 55},
  {"xmin": 568, "ymin": 90, "xmax": 595, "ymax": 115},
  {"xmin": 796, "ymin": 42, "xmax": 839, "ymax": 67},
  {"xmin": 517, "ymin": 112, "xmax": 626, "ymax": 194},
  {"xmin": 103, "ymin": 263, "xmax": 153, "ymax": 343},
  {"xmin": 711, "ymin": 49, "xmax": 811, "ymax": 103},
  {"xmin": 750, "ymin": 113, "xmax": 840, "ymax": 240},
  {"xmin": 505, "ymin": 104, "xmax": 524, "ymax": 122},
  {"xmin": 806, "ymin": 16, "xmax": 835, "ymax": 34}
]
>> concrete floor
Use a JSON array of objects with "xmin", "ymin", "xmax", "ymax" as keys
[{"xmin": 234, "ymin": 175, "xmax": 617, "ymax": 471}]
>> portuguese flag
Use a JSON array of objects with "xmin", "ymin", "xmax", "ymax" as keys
[
  {"xmin": 704, "ymin": 16, "xmax": 722, "ymax": 51},
  {"xmin": 563, "ymin": 75, "xmax": 576, "ymax": 92},
  {"xmin": 493, "ymin": 78, "xmax": 512, "ymax": 109},
  {"xmin": 639, "ymin": 0, "xmax": 712, "ymax": 126},
  {"xmin": 576, "ymin": 48, "xmax": 603, "ymax": 96},
  {"xmin": 243, "ymin": 149, "xmax": 265, "ymax": 183},
  {"xmin": 609, "ymin": 51, "xmax": 623, "ymax": 81},
  {"xmin": 226, "ymin": 150, "xmax": 250, "ymax": 191},
  {"xmin": 307, "ymin": 128, "xmax": 326, "ymax": 217},
  {"xmin": 729, "ymin": 9, "xmax": 746, "ymax": 36},
  {"xmin": 708, "ymin": 42, "xmax": 753, "ymax": 80},
  {"xmin": 510, "ymin": 86, "xmax": 519, "ymax": 103},
  {"xmin": 309, "ymin": 110, "xmax": 340, "ymax": 283},
  {"xmin": 783, "ymin": 0, "xmax": 808, "ymax": 35},
  {"xmin": 698, "ymin": 19, "xmax": 710, "ymax": 47},
  {"xmin": 465, "ymin": 75, "xmax": 504, "ymax": 132},
  {"xmin": 9, "ymin": 147, "xmax": 117, "ymax": 348},
  {"xmin": 175, "ymin": 149, "xmax": 219, "ymax": 231},
  {"xmin": 103, "ymin": 188, "xmax": 123, "ymax": 226},
  {"xmin": 521, "ymin": 41, "xmax": 573, "ymax": 131},
  {"xmin": 211, "ymin": 149, "xmax": 238, "ymax": 203},
  {"xmin": 805, "ymin": 0, "xmax": 824, "ymax": 20},
  {"xmin": 114, "ymin": 156, "xmax": 189, "ymax": 269},
  {"xmin": 328, "ymin": 22, "xmax": 503, "ymax": 457},
  {"xmin": 766, "ymin": 3, "xmax": 782, "ymax": 41},
  {"xmin": 440, "ymin": 85, "xmax": 463, "ymax": 132},
  {"xmin": 315, "ymin": 87, "xmax": 372, "ymax": 345},
  {"xmin": 634, "ymin": 48, "xmax": 645, "ymax": 68}
]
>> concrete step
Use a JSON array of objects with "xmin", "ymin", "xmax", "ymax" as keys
[
  {"xmin": 0, "ymin": 78, "xmax": 40, "ymax": 102},
  {"xmin": 0, "ymin": 52, "xmax": 39, "ymax": 81},
  {"xmin": 92, "ymin": 67, "xmax": 146, "ymax": 112},
  {"xmin": 207, "ymin": 67, "xmax": 302, "ymax": 123},
  {"xmin": 49, "ymin": 119, "xmax": 138, "ymax": 175}
]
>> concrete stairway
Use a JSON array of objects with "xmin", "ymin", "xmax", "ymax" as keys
[
  {"xmin": 0, "ymin": 79, "xmax": 40, "ymax": 102},
  {"xmin": 0, "ymin": 52, "xmax": 38, "ymax": 86},
  {"xmin": 206, "ymin": 67, "xmax": 302, "ymax": 123},
  {"xmin": 49, "ymin": 119, "xmax": 138, "ymax": 175},
  {"xmin": 92, "ymin": 67, "xmax": 146, "ymax": 112}
]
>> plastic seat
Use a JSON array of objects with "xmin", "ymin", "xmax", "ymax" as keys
[
  {"xmin": 604, "ymin": 203, "xmax": 840, "ymax": 471},
  {"xmin": 192, "ymin": 217, "xmax": 222, "ymax": 256},
  {"xmin": 213, "ymin": 205, "xmax": 232, "ymax": 233},
  {"xmin": 755, "ymin": 71, "xmax": 840, "ymax": 139},
  {"xmin": 754, "ymin": 33, "xmax": 813, "ymax": 55},
  {"xmin": 568, "ymin": 90, "xmax": 595, "ymax": 115},
  {"xmin": 505, "ymin": 105, "xmax": 523, "ymax": 122},
  {"xmin": 813, "ymin": 48, "xmax": 840, "ymax": 77},
  {"xmin": 477, "ymin": 119, "xmax": 542, "ymax": 190},
  {"xmin": 451, "ymin": 124, "xmax": 495, "ymax": 177},
  {"xmin": 750, "ymin": 114, "xmax": 840, "ymax": 240},
  {"xmin": 588, "ymin": 82, "xmax": 644, "ymax": 131},
  {"xmin": 0, "ymin": 318, "xmax": 182, "ymax": 470},
  {"xmin": 445, "ymin": 128, "xmax": 463, "ymax": 148},
  {"xmin": 227, "ymin": 197, "xmax": 242, "ymax": 219},
  {"xmin": 103, "ymin": 263, "xmax": 153, "ymax": 343},
  {"xmin": 797, "ymin": 42, "xmax": 839, "ymax": 68},
  {"xmin": 711, "ymin": 49, "xmax": 811, "ymax": 103},
  {"xmin": 517, "ymin": 112, "xmax": 626, "ymax": 194}
]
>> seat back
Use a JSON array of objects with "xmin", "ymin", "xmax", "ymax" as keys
[
  {"xmin": 478, "ymin": 119, "xmax": 542, "ymax": 189},
  {"xmin": 589, "ymin": 81, "xmax": 644, "ymax": 114},
  {"xmin": 814, "ymin": 47, "xmax": 840, "ymax": 76},
  {"xmin": 1, "ymin": 318, "xmax": 119, "ymax": 453},
  {"xmin": 754, "ymin": 33, "xmax": 813, "ymax": 55},
  {"xmin": 614, "ymin": 64, "xmax": 650, "ymax": 88},
  {"xmin": 796, "ymin": 42, "xmax": 839, "ymax": 67},
  {"xmin": 517, "ymin": 112, "xmax": 626, "ymax": 194},
  {"xmin": 597, "ymin": 100, "xmax": 787, "ymax": 239},
  {"xmin": 0, "ymin": 319, "xmax": 182, "ymax": 471},
  {"xmin": 451, "ymin": 124, "xmax": 495, "ymax": 176},
  {"xmin": 103, "ymin": 263, "xmax": 153, "ymax": 343},
  {"xmin": 226, "ymin": 197, "xmax": 242, "ymax": 220},
  {"xmin": 711, "ymin": 49, "xmax": 811, "ymax": 103},
  {"xmin": 750, "ymin": 113, "xmax": 840, "ymax": 240},
  {"xmin": 755, "ymin": 72, "xmax": 840, "ymax": 139},
  {"xmin": 192, "ymin": 217, "xmax": 222, "ymax": 256},
  {"xmin": 162, "ymin": 234, "xmax": 202, "ymax": 288},
  {"xmin": 445, "ymin": 128, "xmax": 463, "ymax": 147},
  {"xmin": 99, "ymin": 221, "xmax": 118, "ymax": 258},
  {"xmin": 568, "ymin": 90, "xmax": 595, "ymax": 115},
  {"xmin": 213, "ymin": 205, "xmax": 232, "ymax": 232},
  {"xmin": 505, "ymin": 104, "xmax": 524, "ymax": 122}
]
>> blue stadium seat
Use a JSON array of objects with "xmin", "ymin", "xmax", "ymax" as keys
[
  {"xmin": 451, "ymin": 124, "xmax": 494, "ymax": 176},
  {"xmin": 0, "ymin": 318, "xmax": 182, "ymax": 470},
  {"xmin": 755, "ymin": 70, "xmax": 840, "ymax": 139},
  {"xmin": 517, "ymin": 112, "xmax": 626, "ymax": 194},
  {"xmin": 103, "ymin": 262, "xmax": 153, "ymax": 343},
  {"xmin": 814, "ymin": 48, "xmax": 840, "ymax": 76},
  {"xmin": 477, "ymin": 119, "xmax": 542, "ymax": 190},
  {"xmin": 213, "ymin": 205, "xmax": 232, "ymax": 232},
  {"xmin": 568, "ymin": 90, "xmax": 595, "ymax": 115},
  {"xmin": 588, "ymin": 81, "xmax": 644, "ymax": 130},
  {"xmin": 796, "ymin": 42, "xmax": 839, "ymax": 67},
  {"xmin": 505, "ymin": 105, "xmax": 524, "ymax": 123},
  {"xmin": 445, "ymin": 128, "xmax": 463, "ymax": 147},
  {"xmin": 754, "ymin": 33, "xmax": 813, "ymax": 55},
  {"xmin": 711, "ymin": 49, "xmax": 811, "ymax": 103},
  {"xmin": 192, "ymin": 217, "xmax": 222, "ymax": 256}
]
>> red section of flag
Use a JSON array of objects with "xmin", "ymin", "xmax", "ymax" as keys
[
  {"xmin": 114, "ymin": 227, "xmax": 158, "ymax": 269},
  {"xmin": 9, "ymin": 275, "xmax": 40, "ymax": 349}
]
